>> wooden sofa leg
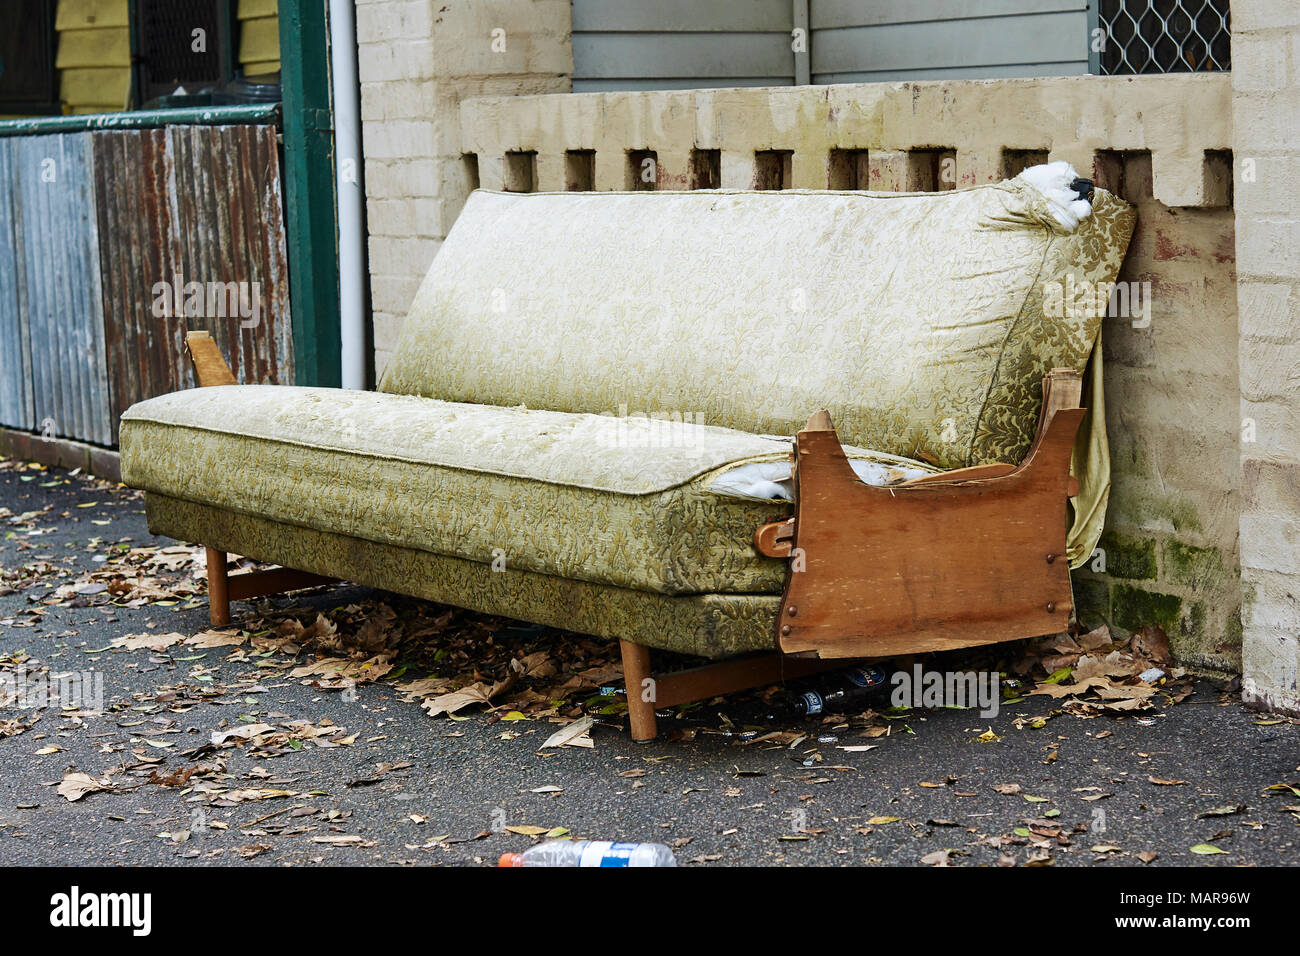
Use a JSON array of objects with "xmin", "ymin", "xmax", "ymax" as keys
[
  {"xmin": 206, "ymin": 546, "xmax": 230, "ymax": 626},
  {"xmin": 619, "ymin": 639, "xmax": 658, "ymax": 743}
]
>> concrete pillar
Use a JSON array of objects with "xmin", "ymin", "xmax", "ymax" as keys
[{"xmin": 1233, "ymin": 0, "xmax": 1300, "ymax": 713}]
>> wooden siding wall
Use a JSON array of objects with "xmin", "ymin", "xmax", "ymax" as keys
[
  {"xmin": 571, "ymin": 0, "xmax": 798, "ymax": 91},
  {"xmin": 56, "ymin": 0, "xmax": 130, "ymax": 114},
  {"xmin": 810, "ymin": 0, "xmax": 1090, "ymax": 82},
  {"xmin": 571, "ymin": 0, "xmax": 1091, "ymax": 91},
  {"xmin": 53, "ymin": 0, "xmax": 279, "ymax": 115},
  {"xmin": 238, "ymin": 0, "xmax": 281, "ymax": 76}
]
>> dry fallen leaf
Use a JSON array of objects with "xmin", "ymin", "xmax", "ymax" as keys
[
  {"xmin": 185, "ymin": 628, "xmax": 247, "ymax": 649},
  {"xmin": 1132, "ymin": 625, "xmax": 1172, "ymax": 664},
  {"xmin": 57, "ymin": 771, "xmax": 114, "ymax": 802},
  {"xmin": 1029, "ymin": 677, "xmax": 1107, "ymax": 698},
  {"xmin": 210, "ymin": 722, "xmax": 275, "ymax": 745},
  {"xmin": 111, "ymin": 632, "xmax": 185, "ymax": 652},
  {"xmin": 421, "ymin": 674, "xmax": 516, "ymax": 718},
  {"xmin": 541, "ymin": 716, "xmax": 596, "ymax": 749}
]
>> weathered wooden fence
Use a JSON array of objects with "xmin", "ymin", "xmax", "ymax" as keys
[{"xmin": 0, "ymin": 120, "xmax": 292, "ymax": 445}]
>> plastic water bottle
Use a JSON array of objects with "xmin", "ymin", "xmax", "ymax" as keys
[{"xmin": 498, "ymin": 840, "xmax": 677, "ymax": 867}]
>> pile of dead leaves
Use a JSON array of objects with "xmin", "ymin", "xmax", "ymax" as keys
[
  {"xmin": 38, "ymin": 545, "xmax": 207, "ymax": 610},
  {"xmin": 1015, "ymin": 624, "xmax": 1193, "ymax": 715},
  {"xmin": 220, "ymin": 599, "xmax": 630, "ymax": 733},
  {"xmin": 102, "ymin": 594, "xmax": 625, "ymax": 741}
]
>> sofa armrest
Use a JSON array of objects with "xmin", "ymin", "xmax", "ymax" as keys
[
  {"xmin": 185, "ymin": 331, "xmax": 237, "ymax": 387},
  {"xmin": 756, "ymin": 368, "xmax": 1085, "ymax": 659}
]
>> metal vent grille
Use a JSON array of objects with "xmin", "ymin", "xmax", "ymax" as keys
[{"xmin": 1098, "ymin": 0, "xmax": 1230, "ymax": 74}]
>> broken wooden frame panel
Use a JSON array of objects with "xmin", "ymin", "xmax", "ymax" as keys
[{"xmin": 763, "ymin": 368, "xmax": 1084, "ymax": 660}]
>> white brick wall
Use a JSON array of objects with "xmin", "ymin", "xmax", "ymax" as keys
[
  {"xmin": 1234, "ymin": 0, "xmax": 1300, "ymax": 713},
  {"xmin": 356, "ymin": 0, "xmax": 572, "ymax": 375}
]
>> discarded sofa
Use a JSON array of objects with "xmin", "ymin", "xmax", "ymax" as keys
[{"xmin": 119, "ymin": 163, "xmax": 1135, "ymax": 740}]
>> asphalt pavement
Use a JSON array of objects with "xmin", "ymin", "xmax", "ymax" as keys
[{"xmin": 1, "ymin": 459, "xmax": 1297, "ymax": 867}]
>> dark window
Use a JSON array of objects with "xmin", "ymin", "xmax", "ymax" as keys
[
  {"xmin": 504, "ymin": 151, "xmax": 537, "ymax": 192},
  {"xmin": 0, "ymin": 0, "xmax": 58, "ymax": 114},
  {"xmin": 1098, "ymin": 0, "xmax": 1230, "ymax": 74},
  {"xmin": 827, "ymin": 149, "xmax": 868, "ymax": 190},
  {"xmin": 132, "ymin": 0, "xmax": 237, "ymax": 105},
  {"xmin": 627, "ymin": 149, "xmax": 657, "ymax": 191}
]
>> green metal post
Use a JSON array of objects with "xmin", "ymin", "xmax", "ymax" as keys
[{"xmin": 278, "ymin": 0, "xmax": 340, "ymax": 387}]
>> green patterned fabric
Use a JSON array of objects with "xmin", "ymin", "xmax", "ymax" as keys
[
  {"xmin": 120, "ymin": 386, "xmax": 800, "ymax": 594},
  {"xmin": 121, "ymin": 386, "xmax": 944, "ymax": 595},
  {"xmin": 383, "ymin": 185, "xmax": 1135, "ymax": 472},
  {"xmin": 144, "ymin": 493, "xmax": 781, "ymax": 658}
]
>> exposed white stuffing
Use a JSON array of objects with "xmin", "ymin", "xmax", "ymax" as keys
[
  {"xmin": 709, "ymin": 456, "xmax": 933, "ymax": 502},
  {"xmin": 1016, "ymin": 161, "xmax": 1093, "ymax": 232}
]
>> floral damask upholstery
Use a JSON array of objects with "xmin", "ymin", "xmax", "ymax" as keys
[{"xmin": 119, "ymin": 385, "xmax": 949, "ymax": 595}]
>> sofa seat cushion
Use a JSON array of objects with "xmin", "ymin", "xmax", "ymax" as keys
[{"xmin": 120, "ymin": 385, "xmax": 810, "ymax": 595}]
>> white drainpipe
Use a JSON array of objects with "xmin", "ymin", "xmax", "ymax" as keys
[{"xmin": 329, "ymin": 0, "xmax": 367, "ymax": 389}]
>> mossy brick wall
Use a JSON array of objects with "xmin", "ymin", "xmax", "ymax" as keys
[{"xmin": 1070, "ymin": 153, "xmax": 1240, "ymax": 673}]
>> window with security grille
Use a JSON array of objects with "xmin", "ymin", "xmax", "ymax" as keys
[
  {"xmin": 1098, "ymin": 0, "xmax": 1230, "ymax": 74},
  {"xmin": 0, "ymin": 0, "xmax": 58, "ymax": 114},
  {"xmin": 133, "ymin": 0, "xmax": 236, "ymax": 104}
]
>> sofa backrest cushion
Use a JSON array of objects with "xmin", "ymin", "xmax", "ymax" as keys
[{"xmin": 380, "ymin": 182, "xmax": 1134, "ymax": 469}]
